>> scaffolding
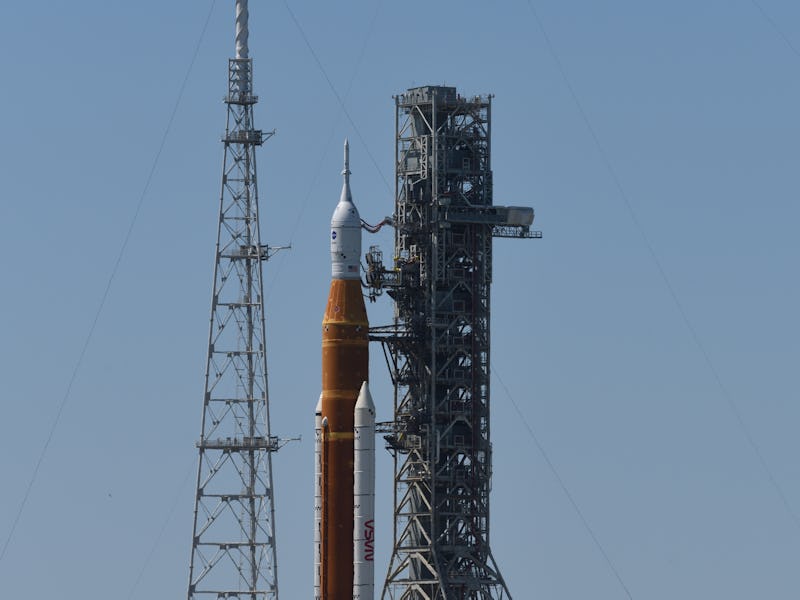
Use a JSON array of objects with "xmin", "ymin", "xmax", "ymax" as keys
[{"xmin": 368, "ymin": 86, "xmax": 539, "ymax": 599}]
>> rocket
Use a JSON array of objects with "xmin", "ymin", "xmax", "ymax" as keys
[{"xmin": 315, "ymin": 140, "xmax": 375, "ymax": 599}]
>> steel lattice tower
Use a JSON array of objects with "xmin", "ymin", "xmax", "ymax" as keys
[
  {"xmin": 367, "ymin": 86, "xmax": 539, "ymax": 600},
  {"xmin": 186, "ymin": 2, "xmax": 280, "ymax": 598}
]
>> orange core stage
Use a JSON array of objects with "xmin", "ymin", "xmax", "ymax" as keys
[{"xmin": 320, "ymin": 277, "xmax": 368, "ymax": 599}]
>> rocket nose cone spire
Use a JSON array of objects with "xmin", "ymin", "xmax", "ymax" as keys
[{"xmin": 341, "ymin": 138, "xmax": 352, "ymax": 204}]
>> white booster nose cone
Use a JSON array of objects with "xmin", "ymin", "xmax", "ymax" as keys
[{"xmin": 331, "ymin": 139, "xmax": 362, "ymax": 280}]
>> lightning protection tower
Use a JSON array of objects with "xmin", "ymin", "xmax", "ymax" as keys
[
  {"xmin": 367, "ymin": 86, "xmax": 540, "ymax": 599},
  {"xmin": 186, "ymin": 2, "xmax": 280, "ymax": 598}
]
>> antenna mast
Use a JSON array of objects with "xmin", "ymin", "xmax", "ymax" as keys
[{"xmin": 186, "ymin": 1, "xmax": 280, "ymax": 598}]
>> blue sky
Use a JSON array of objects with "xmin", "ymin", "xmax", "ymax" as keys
[{"xmin": 0, "ymin": 1, "xmax": 798, "ymax": 598}]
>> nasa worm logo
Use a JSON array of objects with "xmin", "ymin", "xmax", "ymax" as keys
[{"xmin": 364, "ymin": 519, "xmax": 375, "ymax": 561}]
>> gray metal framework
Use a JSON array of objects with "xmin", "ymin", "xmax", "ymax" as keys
[
  {"xmin": 367, "ymin": 86, "xmax": 538, "ymax": 600},
  {"xmin": 186, "ymin": 27, "xmax": 280, "ymax": 600}
]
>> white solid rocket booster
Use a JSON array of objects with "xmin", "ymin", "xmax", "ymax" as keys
[
  {"xmin": 353, "ymin": 381, "xmax": 376, "ymax": 599},
  {"xmin": 314, "ymin": 395, "xmax": 323, "ymax": 600}
]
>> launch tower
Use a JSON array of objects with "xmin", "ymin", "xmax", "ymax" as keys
[
  {"xmin": 186, "ymin": 2, "xmax": 281, "ymax": 598},
  {"xmin": 368, "ymin": 86, "xmax": 540, "ymax": 599}
]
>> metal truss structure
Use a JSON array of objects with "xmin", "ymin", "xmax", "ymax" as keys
[
  {"xmin": 367, "ymin": 86, "xmax": 539, "ymax": 600},
  {"xmin": 187, "ymin": 4, "xmax": 281, "ymax": 598}
]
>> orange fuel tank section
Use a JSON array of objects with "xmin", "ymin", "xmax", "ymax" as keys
[{"xmin": 321, "ymin": 277, "xmax": 368, "ymax": 598}]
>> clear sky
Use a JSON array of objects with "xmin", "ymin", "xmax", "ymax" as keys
[{"xmin": 0, "ymin": 1, "xmax": 798, "ymax": 598}]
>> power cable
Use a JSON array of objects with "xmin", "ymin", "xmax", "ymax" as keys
[
  {"xmin": 264, "ymin": 0, "xmax": 385, "ymax": 300},
  {"xmin": 0, "ymin": 0, "xmax": 219, "ymax": 564},
  {"xmin": 285, "ymin": 0, "xmax": 385, "ymax": 246},
  {"xmin": 280, "ymin": 0, "xmax": 392, "ymax": 192},
  {"xmin": 523, "ymin": 0, "xmax": 800, "ymax": 530},
  {"xmin": 493, "ymin": 366, "xmax": 635, "ymax": 600},
  {"xmin": 750, "ymin": 0, "xmax": 800, "ymax": 58},
  {"xmin": 124, "ymin": 458, "xmax": 195, "ymax": 600}
]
